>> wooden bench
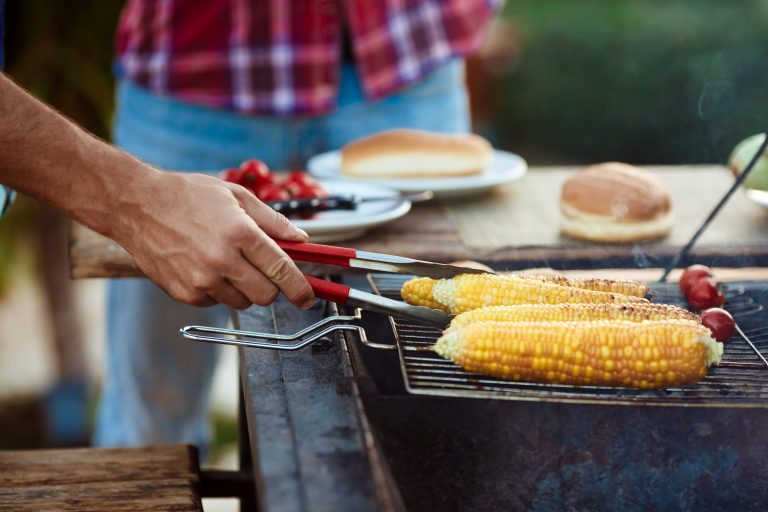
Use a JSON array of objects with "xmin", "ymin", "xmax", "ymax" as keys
[{"xmin": 0, "ymin": 445, "xmax": 202, "ymax": 511}]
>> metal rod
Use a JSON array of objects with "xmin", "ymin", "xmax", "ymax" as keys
[
  {"xmin": 181, "ymin": 322, "xmax": 363, "ymax": 351},
  {"xmin": 735, "ymin": 323, "xmax": 768, "ymax": 368},
  {"xmin": 658, "ymin": 132, "xmax": 768, "ymax": 282}
]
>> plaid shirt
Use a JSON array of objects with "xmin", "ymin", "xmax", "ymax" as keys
[
  {"xmin": 116, "ymin": 0, "xmax": 503, "ymax": 116},
  {"xmin": 1, "ymin": 0, "xmax": 13, "ymax": 217},
  {"xmin": 0, "ymin": 0, "xmax": 5, "ymax": 69}
]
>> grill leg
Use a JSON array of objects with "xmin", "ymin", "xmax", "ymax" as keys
[
  {"xmin": 198, "ymin": 382, "xmax": 256, "ymax": 509},
  {"xmin": 238, "ymin": 380, "xmax": 257, "ymax": 511}
]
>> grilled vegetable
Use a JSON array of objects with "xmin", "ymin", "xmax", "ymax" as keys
[
  {"xmin": 399, "ymin": 276, "xmax": 450, "ymax": 313},
  {"xmin": 448, "ymin": 303, "xmax": 697, "ymax": 330},
  {"xmin": 687, "ymin": 277, "xmax": 725, "ymax": 311},
  {"xmin": 700, "ymin": 308, "xmax": 736, "ymax": 342},
  {"xmin": 434, "ymin": 320, "xmax": 723, "ymax": 389},
  {"xmin": 679, "ymin": 264, "xmax": 714, "ymax": 295},
  {"xmin": 402, "ymin": 274, "xmax": 648, "ymax": 315},
  {"xmin": 519, "ymin": 274, "xmax": 648, "ymax": 298}
]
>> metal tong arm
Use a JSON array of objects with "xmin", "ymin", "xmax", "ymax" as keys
[
  {"xmin": 305, "ymin": 276, "xmax": 451, "ymax": 328},
  {"xmin": 180, "ymin": 313, "xmax": 364, "ymax": 351},
  {"xmin": 181, "ymin": 309, "xmax": 399, "ymax": 351},
  {"xmin": 275, "ymin": 240, "xmax": 489, "ymax": 279}
]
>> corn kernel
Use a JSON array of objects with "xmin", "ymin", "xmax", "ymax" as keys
[{"xmin": 433, "ymin": 319, "xmax": 721, "ymax": 389}]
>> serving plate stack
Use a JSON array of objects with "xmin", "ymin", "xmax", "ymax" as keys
[{"xmin": 297, "ymin": 148, "xmax": 527, "ymax": 242}]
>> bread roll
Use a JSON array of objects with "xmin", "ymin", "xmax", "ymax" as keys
[
  {"xmin": 560, "ymin": 162, "xmax": 673, "ymax": 243},
  {"xmin": 340, "ymin": 129, "xmax": 492, "ymax": 178}
]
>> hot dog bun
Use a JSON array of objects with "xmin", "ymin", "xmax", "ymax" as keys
[
  {"xmin": 340, "ymin": 129, "xmax": 492, "ymax": 178},
  {"xmin": 560, "ymin": 162, "xmax": 673, "ymax": 243}
]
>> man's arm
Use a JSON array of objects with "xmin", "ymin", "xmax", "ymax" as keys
[{"xmin": 0, "ymin": 72, "xmax": 314, "ymax": 309}]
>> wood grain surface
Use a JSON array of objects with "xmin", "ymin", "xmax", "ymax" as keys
[
  {"xmin": 69, "ymin": 165, "xmax": 768, "ymax": 278},
  {"xmin": 0, "ymin": 445, "xmax": 202, "ymax": 511}
]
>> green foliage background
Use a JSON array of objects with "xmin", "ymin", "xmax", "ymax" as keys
[
  {"xmin": 497, "ymin": 1, "xmax": 768, "ymax": 164},
  {"xmin": 5, "ymin": 0, "xmax": 123, "ymax": 137},
  {"xmin": 4, "ymin": 1, "xmax": 765, "ymax": 288},
  {"xmin": 6, "ymin": 0, "xmax": 766, "ymax": 165},
  {"xmin": 0, "ymin": 1, "xmax": 122, "ymax": 292}
]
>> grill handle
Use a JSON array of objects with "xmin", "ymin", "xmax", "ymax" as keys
[
  {"xmin": 180, "ymin": 309, "xmax": 397, "ymax": 351},
  {"xmin": 305, "ymin": 275, "xmax": 350, "ymax": 304},
  {"xmin": 276, "ymin": 240, "xmax": 356, "ymax": 267}
]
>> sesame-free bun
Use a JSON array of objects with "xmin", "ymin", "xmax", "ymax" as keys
[
  {"xmin": 340, "ymin": 129, "xmax": 492, "ymax": 178},
  {"xmin": 560, "ymin": 162, "xmax": 673, "ymax": 243}
]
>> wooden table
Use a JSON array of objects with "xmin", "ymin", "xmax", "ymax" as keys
[
  {"xmin": 70, "ymin": 165, "xmax": 768, "ymax": 278},
  {"xmin": 0, "ymin": 445, "xmax": 202, "ymax": 511},
  {"xmin": 68, "ymin": 165, "xmax": 768, "ymax": 512}
]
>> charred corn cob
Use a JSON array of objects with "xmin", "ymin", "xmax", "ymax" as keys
[
  {"xmin": 519, "ymin": 274, "xmax": 649, "ymax": 298},
  {"xmin": 449, "ymin": 303, "xmax": 696, "ymax": 329},
  {"xmin": 398, "ymin": 276, "xmax": 450, "ymax": 313},
  {"xmin": 434, "ymin": 320, "xmax": 722, "ymax": 389},
  {"xmin": 402, "ymin": 274, "xmax": 647, "ymax": 315}
]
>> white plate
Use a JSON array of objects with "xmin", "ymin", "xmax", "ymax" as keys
[
  {"xmin": 290, "ymin": 180, "xmax": 411, "ymax": 242},
  {"xmin": 308, "ymin": 149, "xmax": 527, "ymax": 199},
  {"xmin": 745, "ymin": 188, "xmax": 768, "ymax": 208}
]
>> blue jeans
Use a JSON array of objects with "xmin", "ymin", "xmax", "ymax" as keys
[{"xmin": 94, "ymin": 60, "xmax": 469, "ymax": 448}]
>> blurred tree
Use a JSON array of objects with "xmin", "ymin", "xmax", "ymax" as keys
[
  {"xmin": 1, "ymin": 0, "xmax": 123, "ymax": 446},
  {"xmin": 0, "ymin": 0, "xmax": 123, "ymax": 292},
  {"xmin": 5, "ymin": 0, "xmax": 123, "ymax": 138},
  {"xmin": 0, "ymin": 0, "xmax": 122, "ymax": 293},
  {"xmin": 496, "ymin": 0, "xmax": 768, "ymax": 164},
  {"xmin": 1, "ymin": 0, "xmax": 123, "ymax": 288}
]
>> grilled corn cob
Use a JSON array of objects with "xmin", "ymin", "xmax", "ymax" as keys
[
  {"xmin": 519, "ymin": 274, "xmax": 649, "ymax": 298},
  {"xmin": 398, "ymin": 276, "xmax": 450, "ymax": 313},
  {"xmin": 434, "ymin": 320, "xmax": 722, "ymax": 389},
  {"xmin": 402, "ymin": 274, "xmax": 647, "ymax": 315},
  {"xmin": 449, "ymin": 303, "xmax": 696, "ymax": 330}
]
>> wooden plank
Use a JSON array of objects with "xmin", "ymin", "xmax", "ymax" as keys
[
  {"xmin": 342, "ymin": 165, "xmax": 768, "ymax": 265},
  {"xmin": 0, "ymin": 480, "xmax": 201, "ymax": 512},
  {"xmin": 69, "ymin": 165, "xmax": 768, "ymax": 278},
  {"xmin": 68, "ymin": 222, "xmax": 139, "ymax": 279},
  {"xmin": 238, "ymin": 301, "xmax": 400, "ymax": 512},
  {"xmin": 442, "ymin": 165, "xmax": 768, "ymax": 249},
  {"xmin": 0, "ymin": 445, "xmax": 200, "ymax": 487},
  {"xmin": 0, "ymin": 446, "xmax": 201, "ymax": 511}
]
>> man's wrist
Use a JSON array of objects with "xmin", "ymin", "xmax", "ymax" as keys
[{"xmin": 77, "ymin": 149, "xmax": 163, "ymax": 244}]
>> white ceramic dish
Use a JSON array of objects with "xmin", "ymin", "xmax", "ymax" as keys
[
  {"xmin": 307, "ymin": 149, "xmax": 527, "ymax": 199},
  {"xmin": 291, "ymin": 180, "xmax": 411, "ymax": 242},
  {"xmin": 745, "ymin": 188, "xmax": 768, "ymax": 209}
]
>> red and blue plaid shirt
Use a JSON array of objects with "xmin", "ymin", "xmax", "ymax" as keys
[{"xmin": 116, "ymin": 0, "xmax": 503, "ymax": 116}]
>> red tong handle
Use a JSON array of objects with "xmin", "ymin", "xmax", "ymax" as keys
[
  {"xmin": 305, "ymin": 275, "xmax": 350, "ymax": 305},
  {"xmin": 275, "ymin": 240, "xmax": 357, "ymax": 267}
]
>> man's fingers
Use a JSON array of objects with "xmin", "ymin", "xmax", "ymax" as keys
[
  {"xmin": 242, "ymin": 234, "xmax": 315, "ymax": 309},
  {"xmin": 234, "ymin": 187, "xmax": 308, "ymax": 242},
  {"xmin": 224, "ymin": 260, "xmax": 284, "ymax": 307},
  {"xmin": 206, "ymin": 281, "xmax": 254, "ymax": 310},
  {"xmin": 163, "ymin": 280, "xmax": 217, "ymax": 308}
]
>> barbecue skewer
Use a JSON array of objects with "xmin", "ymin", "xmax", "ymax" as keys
[{"xmin": 658, "ymin": 132, "xmax": 768, "ymax": 282}]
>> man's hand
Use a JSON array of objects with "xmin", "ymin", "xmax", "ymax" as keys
[
  {"xmin": 116, "ymin": 172, "xmax": 315, "ymax": 309},
  {"xmin": 0, "ymin": 72, "xmax": 315, "ymax": 309}
]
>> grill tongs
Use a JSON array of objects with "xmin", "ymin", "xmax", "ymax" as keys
[{"xmin": 180, "ymin": 241, "xmax": 489, "ymax": 350}]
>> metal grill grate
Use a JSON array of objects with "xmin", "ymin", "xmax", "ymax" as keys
[{"xmin": 368, "ymin": 274, "xmax": 768, "ymax": 408}]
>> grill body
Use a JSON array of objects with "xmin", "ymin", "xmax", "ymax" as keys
[
  {"xmin": 344, "ymin": 275, "xmax": 768, "ymax": 511},
  {"xmin": 358, "ymin": 395, "xmax": 768, "ymax": 512}
]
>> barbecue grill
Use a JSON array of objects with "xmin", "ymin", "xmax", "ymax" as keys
[
  {"xmin": 184, "ymin": 272, "xmax": 768, "ymax": 511},
  {"xmin": 371, "ymin": 274, "xmax": 768, "ymax": 407},
  {"xmin": 352, "ymin": 273, "xmax": 768, "ymax": 511},
  {"xmin": 357, "ymin": 275, "xmax": 768, "ymax": 511},
  {"xmin": 184, "ymin": 272, "xmax": 768, "ymax": 408}
]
